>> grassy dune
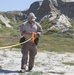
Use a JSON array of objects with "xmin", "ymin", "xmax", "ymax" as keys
[
  {"xmin": 1, "ymin": 27, "xmax": 74, "ymax": 53},
  {"xmin": 0, "ymin": 26, "xmax": 20, "ymax": 47},
  {"xmin": 0, "ymin": 20, "xmax": 74, "ymax": 53},
  {"xmin": 38, "ymin": 34, "xmax": 74, "ymax": 53}
]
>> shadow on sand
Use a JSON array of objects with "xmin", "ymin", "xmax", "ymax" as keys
[
  {"xmin": 0, "ymin": 69, "xmax": 18, "ymax": 74},
  {"xmin": 0, "ymin": 69, "xmax": 43, "ymax": 75}
]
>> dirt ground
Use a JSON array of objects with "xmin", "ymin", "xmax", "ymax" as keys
[{"xmin": 0, "ymin": 49, "xmax": 74, "ymax": 75}]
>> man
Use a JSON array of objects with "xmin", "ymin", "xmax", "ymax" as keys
[{"xmin": 20, "ymin": 12, "xmax": 43, "ymax": 73}]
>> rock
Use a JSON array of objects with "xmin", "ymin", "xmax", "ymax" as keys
[
  {"xmin": 4, "ymin": 11, "xmax": 27, "ymax": 23},
  {"xmin": 0, "ymin": 15, "xmax": 12, "ymax": 28},
  {"xmin": 1, "ymin": 0, "xmax": 74, "ymax": 22},
  {"xmin": 26, "ymin": 0, "xmax": 59, "ymax": 21},
  {"xmin": 27, "ymin": 1, "xmax": 42, "ymax": 13},
  {"xmin": 57, "ymin": 0, "xmax": 74, "ymax": 19},
  {"xmin": 26, "ymin": 0, "xmax": 74, "ymax": 21},
  {"xmin": 62, "ymin": 0, "xmax": 71, "ymax": 2},
  {"xmin": 48, "ymin": 14, "xmax": 72, "ymax": 32}
]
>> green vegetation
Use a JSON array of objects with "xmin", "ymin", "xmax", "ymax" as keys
[
  {"xmin": 1, "ymin": 28, "xmax": 74, "ymax": 53},
  {"xmin": 0, "ymin": 20, "xmax": 5, "ymax": 26},
  {"xmin": 40, "ymin": 18, "xmax": 56, "ymax": 30},
  {"xmin": 0, "ymin": 18, "xmax": 74, "ymax": 53},
  {"xmin": 0, "ymin": 26, "xmax": 20, "ymax": 47},
  {"xmin": 70, "ymin": 20, "xmax": 74, "ymax": 28},
  {"xmin": 38, "ymin": 34, "xmax": 74, "ymax": 53},
  {"xmin": 62, "ymin": 62, "xmax": 74, "ymax": 66},
  {"xmin": 40, "ymin": 18, "xmax": 59, "ymax": 34}
]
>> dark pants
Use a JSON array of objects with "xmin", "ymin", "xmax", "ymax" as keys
[{"xmin": 21, "ymin": 42, "xmax": 37, "ymax": 70}]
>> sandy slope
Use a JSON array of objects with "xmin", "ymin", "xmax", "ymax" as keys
[
  {"xmin": 0, "ymin": 49, "xmax": 74, "ymax": 75},
  {"xmin": 0, "ymin": 15, "xmax": 12, "ymax": 28}
]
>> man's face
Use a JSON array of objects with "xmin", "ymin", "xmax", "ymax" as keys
[{"xmin": 28, "ymin": 20, "xmax": 35, "ymax": 24}]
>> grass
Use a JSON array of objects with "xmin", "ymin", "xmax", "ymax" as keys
[
  {"xmin": 70, "ymin": 20, "xmax": 74, "ymax": 28},
  {"xmin": 37, "ymin": 19, "xmax": 74, "ymax": 53},
  {"xmin": 0, "ymin": 27, "xmax": 74, "ymax": 53},
  {"xmin": 0, "ymin": 19, "xmax": 74, "ymax": 53},
  {"xmin": 62, "ymin": 62, "xmax": 74, "ymax": 66},
  {"xmin": 0, "ymin": 20, "xmax": 5, "ymax": 26},
  {"xmin": 0, "ymin": 26, "xmax": 20, "ymax": 47},
  {"xmin": 40, "ymin": 18, "xmax": 56, "ymax": 29},
  {"xmin": 37, "ymin": 33, "xmax": 74, "ymax": 53}
]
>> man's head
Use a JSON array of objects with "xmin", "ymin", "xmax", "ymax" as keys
[{"xmin": 27, "ymin": 12, "xmax": 37, "ymax": 22}]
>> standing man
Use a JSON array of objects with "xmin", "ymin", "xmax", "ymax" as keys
[{"xmin": 20, "ymin": 12, "xmax": 43, "ymax": 73}]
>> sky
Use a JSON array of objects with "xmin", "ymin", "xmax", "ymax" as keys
[
  {"xmin": 0, "ymin": 0, "xmax": 74, "ymax": 12},
  {"xmin": 0, "ymin": 0, "xmax": 41, "ymax": 12}
]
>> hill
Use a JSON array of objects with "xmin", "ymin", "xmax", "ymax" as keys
[{"xmin": 0, "ymin": 0, "xmax": 74, "ymax": 52}]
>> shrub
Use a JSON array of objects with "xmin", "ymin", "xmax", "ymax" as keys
[{"xmin": 0, "ymin": 20, "xmax": 5, "ymax": 26}]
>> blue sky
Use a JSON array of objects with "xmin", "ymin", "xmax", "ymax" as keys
[
  {"xmin": 0, "ymin": 0, "xmax": 40, "ymax": 11},
  {"xmin": 0, "ymin": 0, "xmax": 74, "ymax": 12}
]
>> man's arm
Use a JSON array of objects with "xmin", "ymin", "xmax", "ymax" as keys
[{"xmin": 36, "ymin": 23, "xmax": 43, "ymax": 37}]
